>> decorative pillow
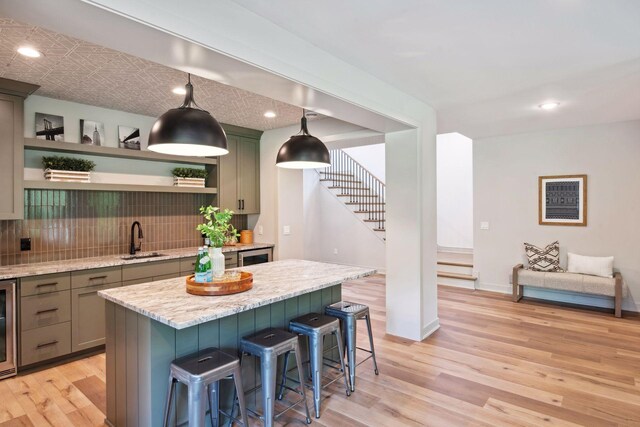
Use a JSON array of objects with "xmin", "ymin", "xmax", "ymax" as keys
[
  {"xmin": 567, "ymin": 253, "xmax": 613, "ymax": 278},
  {"xmin": 524, "ymin": 241, "xmax": 564, "ymax": 272}
]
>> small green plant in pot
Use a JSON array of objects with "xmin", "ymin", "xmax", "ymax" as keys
[
  {"xmin": 172, "ymin": 168, "xmax": 208, "ymax": 188},
  {"xmin": 42, "ymin": 156, "xmax": 95, "ymax": 183},
  {"xmin": 196, "ymin": 206, "xmax": 239, "ymax": 278}
]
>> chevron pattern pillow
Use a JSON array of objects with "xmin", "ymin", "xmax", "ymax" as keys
[{"xmin": 524, "ymin": 241, "xmax": 564, "ymax": 272}]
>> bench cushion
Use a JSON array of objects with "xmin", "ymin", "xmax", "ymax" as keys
[{"xmin": 518, "ymin": 269, "xmax": 628, "ymax": 298}]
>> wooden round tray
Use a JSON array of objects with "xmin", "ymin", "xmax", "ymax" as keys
[{"xmin": 186, "ymin": 272, "xmax": 253, "ymax": 296}]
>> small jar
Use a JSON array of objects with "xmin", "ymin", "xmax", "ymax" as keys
[{"xmin": 239, "ymin": 230, "xmax": 253, "ymax": 244}]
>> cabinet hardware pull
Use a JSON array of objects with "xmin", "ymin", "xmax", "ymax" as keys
[
  {"xmin": 238, "ymin": 199, "xmax": 241, "ymax": 210},
  {"xmin": 36, "ymin": 308, "xmax": 59, "ymax": 315},
  {"xmin": 241, "ymin": 199, "xmax": 245, "ymax": 210},
  {"xmin": 37, "ymin": 340, "xmax": 59, "ymax": 349},
  {"xmin": 89, "ymin": 275, "xmax": 108, "ymax": 280},
  {"xmin": 36, "ymin": 282, "xmax": 58, "ymax": 288}
]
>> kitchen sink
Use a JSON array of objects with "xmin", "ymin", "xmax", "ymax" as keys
[{"xmin": 120, "ymin": 252, "xmax": 166, "ymax": 261}]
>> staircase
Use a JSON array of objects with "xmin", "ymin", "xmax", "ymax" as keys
[{"xmin": 317, "ymin": 149, "xmax": 386, "ymax": 241}]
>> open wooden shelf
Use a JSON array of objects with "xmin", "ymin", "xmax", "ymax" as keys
[
  {"xmin": 23, "ymin": 138, "xmax": 217, "ymax": 165},
  {"xmin": 24, "ymin": 180, "xmax": 218, "ymax": 194}
]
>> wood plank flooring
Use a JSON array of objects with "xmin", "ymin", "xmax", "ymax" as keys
[{"xmin": 1, "ymin": 275, "xmax": 639, "ymax": 426}]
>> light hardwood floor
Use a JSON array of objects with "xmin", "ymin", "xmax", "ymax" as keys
[{"xmin": 2, "ymin": 275, "xmax": 639, "ymax": 426}]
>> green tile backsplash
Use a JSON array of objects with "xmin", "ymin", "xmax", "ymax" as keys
[{"xmin": 0, "ymin": 190, "xmax": 246, "ymax": 266}]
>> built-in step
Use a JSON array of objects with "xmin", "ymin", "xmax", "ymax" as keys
[{"xmin": 437, "ymin": 253, "xmax": 476, "ymax": 289}]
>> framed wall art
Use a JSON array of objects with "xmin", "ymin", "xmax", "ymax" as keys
[{"xmin": 539, "ymin": 174, "xmax": 587, "ymax": 226}]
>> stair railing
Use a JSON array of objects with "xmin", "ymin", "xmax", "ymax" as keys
[{"xmin": 319, "ymin": 149, "xmax": 385, "ymax": 231}]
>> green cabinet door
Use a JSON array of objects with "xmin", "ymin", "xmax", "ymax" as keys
[
  {"xmin": 218, "ymin": 135, "xmax": 239, "ymax": 211},
  {"xmin": 0, "ymin": 93, "xmax": 24, "ymax": 219},
  {"xmin": 71, "ymin": 282, "xmax": 121, "ymax": 352},
  {"xmin": 238, "ymin": 137, "xmax": 260, "ymax": 214}
]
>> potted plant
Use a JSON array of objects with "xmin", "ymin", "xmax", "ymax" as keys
[
  {"xmin": 42, "ymin": 156, "xmax": 96, "ymax": 183},
  {"xmin": 196, "ymin": 206, "xmax": 239, "ymax": 278},
  {"xmin": 172, "ymin": 167, "xmax": 208, "ymax": 188}
]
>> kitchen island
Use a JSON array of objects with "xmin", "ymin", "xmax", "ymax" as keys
[{"xmin": 98, "ymin": 259, "xmax": 375, "ymax": 427}]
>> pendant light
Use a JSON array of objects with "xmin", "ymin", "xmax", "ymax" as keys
[
  {"xmin": 276, "ymin": 109, "xmax": 330, "ymax": 169},
  {"xmin": 148, "ymin": 74, "xmax": 228, "ymax": 157}
]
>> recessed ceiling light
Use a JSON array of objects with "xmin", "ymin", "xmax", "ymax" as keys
[
  {"xmin": 539, "ymin": 102, "xmax": 560, "ymax": 110},
  {"xmin": 17, "ymin": 46, "xmax": 41, "ymax": 58},
  {"xmin": 172, "ymin": 87, "xmax": 187, "ymax": 95},
  {"xmin": 264, "ymin": 111, "xmax": 277, "ymax": 118}
]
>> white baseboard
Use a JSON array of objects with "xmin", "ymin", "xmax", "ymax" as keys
[
  {"xmin": 437, "ymin": 246, "xmax": 474, "ymax": 254},
  {"xmin": 421, "ymin": 318, "xmax": 440, "ymax": 340},
  {"xmin": 476, "ymin": 281, "xmax": 511, "ymax": 294}
]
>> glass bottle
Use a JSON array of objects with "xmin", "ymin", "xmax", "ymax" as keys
[{"xmin": 194, "ymin": 247, "xmax": 208, "ymax": 283}]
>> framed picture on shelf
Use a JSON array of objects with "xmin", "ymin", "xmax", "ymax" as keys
[
  {"xmin": 539, "ymin": 174, "xmax": 587, "ymax": 226},
  {"xmin": 35, "ymin": 112, "xmax": 64, "ymax": 141},
  {"xmin": 118, "ymin": 125, "xmax": 141, "ymax": 150},
  {"xmin": 80, "ymin": 119, "xmax": 105, "ymax": 146}
]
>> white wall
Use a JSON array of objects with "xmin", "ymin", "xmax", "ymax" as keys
[
  {"xmin": 302, "ymin": 170, "xmax": 386, "ymax": 272},
  {"xmin": 25, "ymin": 95, "xmax": 156, "ymax": 147},
  {"xmin": 437, "ymin": 133, "xmax": 474, "ymax": 250},
  {"xmin": 474, "ymin": 120, "xmax": 640, "ymax": 312},
  {"xmin": 342, "ymin": 143, "xmax": 386, "ymax": 183}
]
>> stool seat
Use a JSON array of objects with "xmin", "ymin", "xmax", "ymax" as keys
[
  {"xmin": 170, "ymin": 348, "xmax": 239, "ymax": 384},
  {"xmin": 325, "ymin": 301, "xmax": 369, "ymax": 317},
  {"xmin": 241, "ymin": 327, "xmax": 299, "ymax": 355},
  {"xmin": 290, "ymin": 313, "xmax": 340, "ymax": 335}
]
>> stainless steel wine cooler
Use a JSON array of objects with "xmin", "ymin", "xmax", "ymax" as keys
[{"xmin": 0, "ymin": 280, "xmax": 17, "ymax": 379}]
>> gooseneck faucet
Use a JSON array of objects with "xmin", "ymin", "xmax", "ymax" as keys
[{"xmin": 130, "ymin": 221, "xmax": 144, "ymax": 255}]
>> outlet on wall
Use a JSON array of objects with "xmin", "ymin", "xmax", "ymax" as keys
[
  {"xmin": 20, "ymin": 237, "xmax": 31, "ymax": 251},
  {"xmin": 480, "ymin": 221, "xmax": 490, "ymax": 230},
  {"xmin": 283, "ymin": 225, "xmax": 291, "ymax": 235},
  {"xmin": 258, "ymin": 225, "xmax": 264, "ymax": 235},
  {"xmin": 333, "ymin": 248, "xmax": 338, "ymax": 255}
]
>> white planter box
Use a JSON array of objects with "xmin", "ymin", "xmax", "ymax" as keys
[
  {"xmin": 44, "ymin": 169, "xmax": 91, "ymax": 183},
  {"xmin": 173, "ymin": 177, "xmax": 205, "ymax": 188}
]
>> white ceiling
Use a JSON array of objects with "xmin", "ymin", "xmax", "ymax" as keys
[
  {"xmin": 0, "ymin": 18, "xmax": 311, "ymax": 131},
  {"xmin": 231, "ymin": 0, "xmax": 640, "ymax": 138}
]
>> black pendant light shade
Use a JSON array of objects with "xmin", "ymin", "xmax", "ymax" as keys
[
  {"xmin": 148, "ymin": 74, "xmax": 228, "ymax": 157},
  {"xmin": 276, "ymin": 111, "xmax": 330, "ymax": 169}
]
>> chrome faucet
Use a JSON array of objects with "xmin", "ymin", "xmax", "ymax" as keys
[{"xmin": 130, "ymin": 221, "xmax": 144, "ymax": 255}]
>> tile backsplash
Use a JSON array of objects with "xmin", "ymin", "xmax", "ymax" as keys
[{"xmin": 0, "ymin": 190, "xmax": 247, "ymax": 266}]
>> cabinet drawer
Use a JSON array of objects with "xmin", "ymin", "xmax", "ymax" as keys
[
  {"xmin": 122, "ymin": 260, "xmax": 180, "ymax": 282},
  {"xmin": 20, "ymin": 322, "xmax": 71, "ymax": 366},
  {"xmin": 71, "ymin": 267, "xmax": 121, "ymax": 289},
  {"xmin": 21, "ymin": 291, "xmax": 71, "ymax": 331},
  {"xmin": 20, "ymin": 273, "xmax": 71, "ymax": 296}
]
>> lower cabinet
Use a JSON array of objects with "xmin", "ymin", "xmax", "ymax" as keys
[
  {"xmin": 21, "ymin": 322, "xmax": 72, "ymax": 366},
  {"xmin": 71, "ymin": 282, "xmax": 121, "ymax": 352}
]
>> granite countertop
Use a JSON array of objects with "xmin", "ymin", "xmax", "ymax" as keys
[
  {"xmin": 98, "ymin": 259, "xmax": 376, "ymax": 329},
  {"xmin": 0, "ymin": 243, "xmax": 274, "ymax": 280}
]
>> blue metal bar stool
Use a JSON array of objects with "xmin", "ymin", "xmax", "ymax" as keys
[
  {"xmin": 163, "ymin": 347, "xmax": 248, "ymax": 427},
  {"xmin": 325, "ymin": 301, "xmax": 379, "ymax": 392},
  {"xmin": 238, "ymin": 327, "xmax": 311, "ymax": 427},
  {"xmin": 283, "ymin": 313, "xmax": 351, "ymax": 419}
]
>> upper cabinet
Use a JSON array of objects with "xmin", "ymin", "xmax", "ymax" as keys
[
  {"xmin": 218, "ymin": 126, "xmax": 262, "ymax": 214},
  {"xmin": 0, "ymin": 78, "xmax": 39, "ymax": 219}
]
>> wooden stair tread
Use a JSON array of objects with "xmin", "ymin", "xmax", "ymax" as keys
[
  {"xmin": 354, "ymin": 210, "xmax": 385, "ymax": 213},
  {"xmin": 437, "ymin": 261, "xmax": 473, "ymax": 268},
  {"xmin": 437, "ymin": 271, "xmax": 477, "ymax": 280},
  {"xmin": 336, "ymin": 194, "xmax": 379, "ymax": 198},
  {"xmin": 374, "ymin": 228, "xmax": 386, "ymax": 232},
  {"xmin": 328, "ymin": 187, "xmax": 371, "ymax": 190},
  {"xmin": 346, "ymin": 202, "xmax": 385, "ymax": 205},
  {"xmin": 320, "ymin": 179, "xmax": 362, "ymax": 183},
  {"xmin": 363, "ymin": 219, "xmax": 385, "ymax": 222},
  {"xmin": 319, "ymin": 172, "xmax": 353, "ymax": 176}
]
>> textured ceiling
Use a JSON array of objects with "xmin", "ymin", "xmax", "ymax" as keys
[{"xmin": 0, "ymin": 18, "xmax": 308, "ymax": 131}]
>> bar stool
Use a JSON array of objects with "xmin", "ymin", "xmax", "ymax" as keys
[
  {"xmin": 163, "ymin": 347, "xmax": 248, "ymax": 427},
  {"xmin": 238, "ymin": 327, "xmax": 311, "ymax": 427},
  {"xmin": 284, "ymin": 313, "xmax": 351, "ymax": 419},
  {"xmin": 325, "ymin": 301, "xmax": 379, "ymax": 392}
]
